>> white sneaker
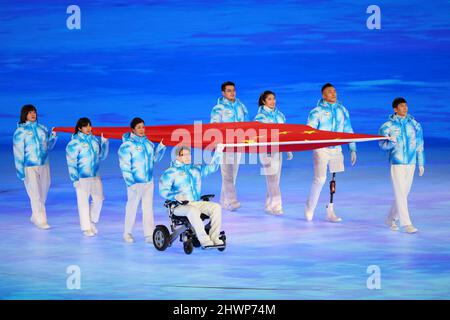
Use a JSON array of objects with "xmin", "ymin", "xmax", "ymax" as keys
[
  {"xmin": 304, "ymin": 210, "xmax": 314, "ymax": 221},
  {"xmin": 385, "ymin": 218, "xmax": 399, "ymax": 231},
  {"xmin": 31, "ymin": 217, "xmax": 50, "ymax": 229},
  {"xmin": 326, "ymin": 204, "xmax": 342, "ymax": 223},
  {"xmin": 39, "ymin": 223, "xmax": 51, "ymax": 230},
  {"xmin": 228, "ymin": 201, "xmax": 241, "ymax": 211},
  {"xmin": 266, "ymin": 208, "xmax": 283, "ymax": 215},
  {"xmin": 273, "ymin": 208, "xmax": 284, "ymax": 215},
  {"xmin": 212, "ymin": 238, "xmax": 224, "ymax": 246},
  {"xmin": 144, "ymin": 236, "xmax": 153, "ymax": 244},
  {"xmin": 90, "ymin": 222, "xmax": 98, "ymax": 235},
  {"xmin": 404, "ymin": 225, "xmax": 418, "ymax": 234},
  {"xmin": 83, "ymin": 229, "xmax": 95, "ymax": 237},
  {"xmin": 326, "ymin": 214, "xmax": 342, "ymax": 223},
  {"xmin": 123, "ymin": 233, "xmax": 135, "ymax": 243}
]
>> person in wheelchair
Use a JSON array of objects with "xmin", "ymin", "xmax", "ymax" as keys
[{"xmin": 159, "ymin": 144, "xmax": 225, "ymax": 247}]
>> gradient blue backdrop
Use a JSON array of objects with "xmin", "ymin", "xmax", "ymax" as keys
[{"xmin": 1, "ymin": 0, "xmax": 450, "ymax": 300}]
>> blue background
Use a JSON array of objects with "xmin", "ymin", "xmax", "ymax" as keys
[{"xmin": 1, "ymin": 0, "xmax": 449, "ymax": 145}]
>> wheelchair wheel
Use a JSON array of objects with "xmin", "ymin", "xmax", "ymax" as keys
[
  {"xmin": 153, "ymin": 225, "xmax": 170, "ymax": 251},
  {"xmin": 218, "ymin": 232, "xmax": 226, "ymax": 252},
  {"xmin": 183, "ymin": 240, "xmax": 194, "ymax": 255}
]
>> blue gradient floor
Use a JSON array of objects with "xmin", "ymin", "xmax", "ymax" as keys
[{"xmin": 1, "ymin": 141, "xmax": 449, "ymax": 299}]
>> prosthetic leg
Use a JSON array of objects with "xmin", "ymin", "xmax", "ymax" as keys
[
  {"xmin": 326, "ymin": 173, "xmax": 342, "ymax": 222},
  {"xmin": 329, "ymin": 173, "xmax": 336, "ymax": 204}
]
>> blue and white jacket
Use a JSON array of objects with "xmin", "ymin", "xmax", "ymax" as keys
[
  {"xmin": 159, "ymin": 150, "xmax": 223, "ymax": 202},
  {"xmin": 307, "ymin": 99, "xmax": 356, "ymax": 152},
  {"xmin": 378, "ymin": 114, "xmax": 425, "ymax": 166},
  {"xmin": 65, "ymin": 132, "xmax": 109, "ymax": 182},
  {"xmin": 254, "ymin": 105, "xmax": 286, "ymax": 124},
  {"xmin": 118, "ymin": 132, "xmax": 166, "ymax": 187},
  {"xmin": 210, "ymin": 97, "xmax": 249, "ymax": 123},
  {"xmin": 13, "ymin": 121, "xmax": 57, "ymax": 181}
]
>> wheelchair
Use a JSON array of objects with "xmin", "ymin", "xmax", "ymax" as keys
[{"xmin": 152, "ymin": 194, "xmax": 226, "ymax": 255}]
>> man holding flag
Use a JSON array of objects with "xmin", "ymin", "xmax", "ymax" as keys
[{"xmin": 378, "ymin": 97, "xmax": 424, "ymax": 234}]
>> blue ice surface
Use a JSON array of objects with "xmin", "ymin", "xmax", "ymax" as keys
[{"xmin": 1, "ymin": 0, "xmax": 450, "ymax": 299}]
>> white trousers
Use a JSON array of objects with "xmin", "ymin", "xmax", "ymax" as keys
[
  {"xmin": 305, "ymin": 148, "xmax": 344, "ymax": 214},
  {"xmin": 125, "ymin": 182, "xmax": 154, "ymax": 237},
  {"xmin": 75, "ymin": 176, "xmax": 104, "ymax": 231},
  {"xmin": 174, "ymin": 201, "xmax": 222, "ymax": 246},
  {"xmin": 220, "ymin": 152, "xmax": 242, "ymax": 206},
  {"xmin": 388, "ymin": 164, "xmax": 415, "ymax": 227},
  {"xmin": 259, "ymin": 152, "xmax": 283, "ymax": 211},
  {"xmin": 24, "ymin": 164, "xmax": 51, "ymax": 225}
]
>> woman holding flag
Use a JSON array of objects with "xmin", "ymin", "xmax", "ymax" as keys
[{"xmin": 66, "ymin": 117, "xmax": 109, "ymax": 237}]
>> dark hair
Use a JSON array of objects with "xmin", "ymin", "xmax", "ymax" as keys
[
  {"xmin": 130, "ymin": 117, "xmax": 145, "ymax": 129},
  {"xmin": 258, "ymin": 90, "xmax": 276, "ymax": 107},
  {"xmin": 221, "ymin": 81, "xmax": 235, "ymax": 92},
  {"xmin": 392, "ymin": 97, "xmax": 407, "ymax": 109},
  {"xmin": 74, "ymin": 117, "xmax": 92, "ymax": 134},
  {"xmin": 175, "ymin": 146, "xmax": 191, "ymax": 157},
  {"xmin": 321, "ymin": 83, "xmax": 334, "ymax": 93},
  {"xmin": 19, "ymin": 104, "xmax": 37, "ymax": 123}
]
